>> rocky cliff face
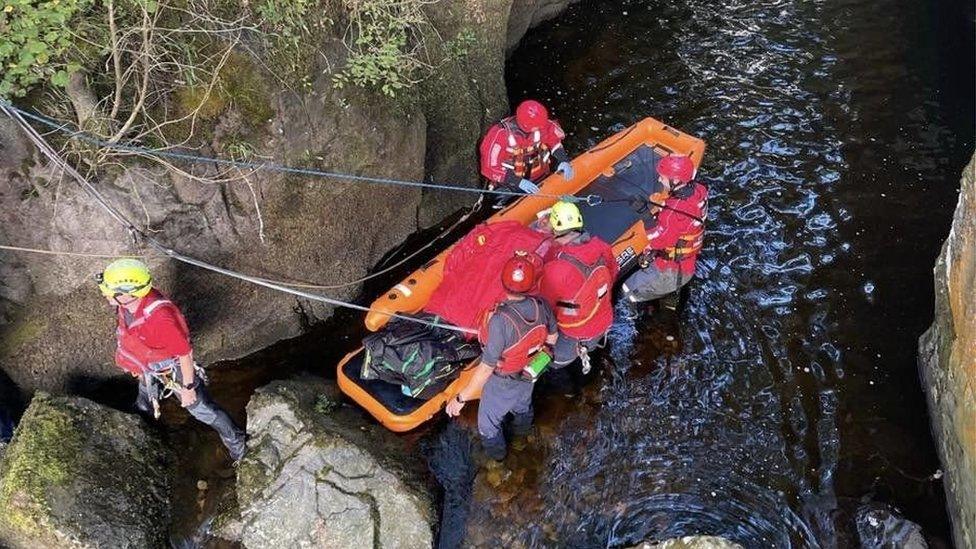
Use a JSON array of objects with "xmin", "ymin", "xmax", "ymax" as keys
[
  {"xmin": 0, "ymin": 0, "xmax": 576, "ymax": 395},
  {"xmin": 0, "ymin": 393, "xmax": 172, "ymax": 548},
  {"xmin": 919, "ymin": 153, "xmax": 975, "ymax": 548},
  {"xmin": 218, "ymin": 378, "xmax": 435, "ymax": 548}
]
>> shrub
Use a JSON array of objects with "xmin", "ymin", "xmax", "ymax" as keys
[{"xmin": 0, "ymin": 0, "xmax": 92, "ymax": 97}]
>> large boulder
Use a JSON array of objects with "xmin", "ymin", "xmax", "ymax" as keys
[
  {"xmin": 0, "ymin": 393, "xmax": 172, "ymax": 548},
  {"xmin": 919, "ymin": 153, "xmax": 976, "ymax": 548},
  {"xmin": 919, "ymin": 152, "xmax": 976, "ymax": 547},
  {"xmin": 220, "ymin": 378, "xmax": 435, "ymax": 548}
]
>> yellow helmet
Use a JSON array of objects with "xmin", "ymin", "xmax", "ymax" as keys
[
  {"xmin": 549, "ymin": 200, "xmax": 583, "ymax": 233},
  {"xmin": 97, "ymin": 259, "xmax": 152, "ymax": 298}
]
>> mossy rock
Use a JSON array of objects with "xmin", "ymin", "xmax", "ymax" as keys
[
  {"xmin": 0, "ymin": 315, "xmax": 47, "ymax": 360},
  {"xmin": 0, "ymin": 394, "xmax": 173, "ymax": 549}
]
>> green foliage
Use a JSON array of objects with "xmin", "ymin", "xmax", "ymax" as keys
[
  {"xmin": 254, "ymin": 0, "xmax": 333, "ymax": 82},
  {"xmin": 0, "ymin": 0, "xmax": 91, "ymax": 97},
  {"xmin": 255, "ymin": 0, "xmax": 314, "ymax": 34},
  {"xmin": 224, "ymin": 138, "xmax": 255, "ymax": 161},
  {"xmin": 333, "ymin": 0, "xmax": 431, "ymax": 97},
  {"xmin": 444, "ymin": 28, "xmax": 476, "ymax": 61}
]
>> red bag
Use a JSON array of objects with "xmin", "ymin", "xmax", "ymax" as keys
[{"xmin": 424, "ymin": 221, "xmax": 549, "ymax": 334}]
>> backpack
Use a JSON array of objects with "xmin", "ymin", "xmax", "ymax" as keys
[{"xmin": 361, "ymin": 314, "xmax": 481, "ymax": 399}]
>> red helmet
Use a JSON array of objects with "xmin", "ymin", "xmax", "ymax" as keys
[
  {"xmin": 501, "ymin": 252, "xmax": 539, "ymax": 294},
  {"xmin": 657, "ymin": 155, "xmax": 695, "ymax": 183},
  {"xmin": 515, "ymin": 100, "xmax": 549, "ymax": 132}
]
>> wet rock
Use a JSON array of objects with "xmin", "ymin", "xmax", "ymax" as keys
[
  {"xmin": 0, "ymin": 393, "xmax": 172, "ymax": 548},
  {"xmin": 629, "ymin": 536, "xmax": 744, "ymax": 549},
  {"xmin": 919, "ymin": 153, "xmax": 976, "ymax": 549},
  {"xmin": 219, "ymin": 377, "xmax": 435, "ymax": 548},
  {"xmin": 506, "ymin": 0, "xmax": 581, "ymax": 52},
  {"xmin": 855, "ymin": 503, "xmax": 927, "ymax": 549}
]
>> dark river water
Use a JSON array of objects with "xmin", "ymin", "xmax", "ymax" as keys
[
  {"xmin": 135, "ymin": 0, "xmax": 974, "ymax": 546},
  {"xmin": 483, "ymin": 0, "xmax": 973, "ymax": 546}
]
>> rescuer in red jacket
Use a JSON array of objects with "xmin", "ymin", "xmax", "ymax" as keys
[
  {"xmin": 97, "ymin": 259, "xmax": 246, "ymax": 462},
  {"xmin": 621, "ymin": 155, "xmax": 708, "ymax": 310},
  {"xmin": 537, "ymin": 201, "xmax": 618, "ymax": 374},
  {"xmin": 446, "ymin": 252, "xmax": 557, "ymax": 460},
  {"xmin": 479, "ymin": 100, "xmax": 574, "ymax": 195}
]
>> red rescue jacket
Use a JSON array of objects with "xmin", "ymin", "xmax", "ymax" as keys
[
  {"xmin": 478, "ymin": 298, "xmax": 549, "ymax": 375},
  {"xmin": 540, "ymin": 236, "xmax": 618, "ymax": 339},
  {"xmin": 646, "ymin": 182, "xmax": 708, "ymax": 276},
  {"xmin": 114, "ymin": 290, "xmax": 191, "ymax": 375},
  {"xmin": 479, "ymin": 117, "xmax": 565, "ymax": 184}
]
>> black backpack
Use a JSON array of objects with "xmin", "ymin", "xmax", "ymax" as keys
[{"xmin": 361, "ymin": 314, "xmax": 481, "ymax": 399}]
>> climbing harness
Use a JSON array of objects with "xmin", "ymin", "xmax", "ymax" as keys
[
  {"xmin": 144, "ymin": 361, "xmax": 209, "ymax": 418},
  {"xmin": 500, "ymin": 119, "xmax": 552, "ymax": 181}
]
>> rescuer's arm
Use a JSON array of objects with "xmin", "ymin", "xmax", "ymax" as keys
[
  {"xmin": 543, "ymin": 301, "xmax": 558, "ymax": 346},
  {"xmin": 549, "ymin": 124, "xmax": 573, "ymax": 180},
  {"xmin": 177, "ymin": 351, "xmax": 197, "ymax": 407},
  {"xmin": 446, "ymin": 316, "xmax": 506, "ymax": 417},
  {"xmin": 445, "ymin": 362, "xmax": 494, "ymax": 417},
  {"xmin": 646, "ymin": 211, "xmax": 689, "ymax": 252}
]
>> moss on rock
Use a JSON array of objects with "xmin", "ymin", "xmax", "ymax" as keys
[
  {"xmin": 0, "ymin": 315, "xmax": 48, "ymax": 361},
  {"xmin": 0, "ymin": 393, "xmax": 80, "ymax": 537},
  {"xmin": 0, "ymin": 394, "xmax": 173, "ymax": 549}
]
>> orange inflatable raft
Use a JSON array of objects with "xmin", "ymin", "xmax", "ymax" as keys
[{"xmin": 337, "ymin": 118, "xmax": 706, "ymax": 432}]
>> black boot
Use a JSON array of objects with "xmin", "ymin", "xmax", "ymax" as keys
[
  {"xmin": 511, "ymin": 411, "xmax": 534, "ymax": 438},
  {"xmin": 481, "ymin": 434, "xmax": 508, "ymax": 461},
  {"xmin": 659, "ymin": 291, "xmax": 680, "ymax": 312}
]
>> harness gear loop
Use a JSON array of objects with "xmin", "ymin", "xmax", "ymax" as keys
[
  {"xmin": 660, "ymin": 226, "xmax": 705, "ymax": 261},
  {"xmin": 585, "ymin": 194, "xmax": 603, "ymax": 207}
]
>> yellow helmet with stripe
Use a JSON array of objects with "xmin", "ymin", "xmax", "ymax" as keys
[{"xmin": 97, "ymin": 259, "xmax": 152, "ymax": 298}]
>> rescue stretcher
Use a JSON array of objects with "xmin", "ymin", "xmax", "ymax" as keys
[{"xmin": 336, "ymin": 118, "xmax": 706, "ymax": 432}]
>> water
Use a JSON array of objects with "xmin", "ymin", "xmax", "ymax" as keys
[
  {"xmin": 71, "ymin": 0, "xmax": 971, "ymax": 544},
  {"xmin": 462, "ymin": 0, "xmax": 974, "ymax": 546}
]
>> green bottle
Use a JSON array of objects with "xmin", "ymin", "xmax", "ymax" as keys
[{"xmin": 522, "ymin": 351, "xmax": 552, "ymax": 381}]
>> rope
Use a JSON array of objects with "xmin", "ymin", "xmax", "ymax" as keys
[
  {"xmin": 280, "ymin": 199, "xmax": 481, "ymax": 290},
  {"xmin": 1, "ymin": 205, "xmax": 475, "ymax": 290},
  {"xmin": 601, "ymin": 196, "xmax": 705, "ymax": 223},
  {"xmin": 0, "ymin": 100, "xmax": 597, "ymax": 206},
  {"xmin": 1, "ymin": 103, "xmax": 478, "ymax": 336},
  {"xmin": 0, "ymin": 244, "xmax": 149, "ymax": 259}
]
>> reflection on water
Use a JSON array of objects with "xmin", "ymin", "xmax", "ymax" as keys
[{"xmin": 449, "ymin": 0, "xmax": 973, "ymax": 546}]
